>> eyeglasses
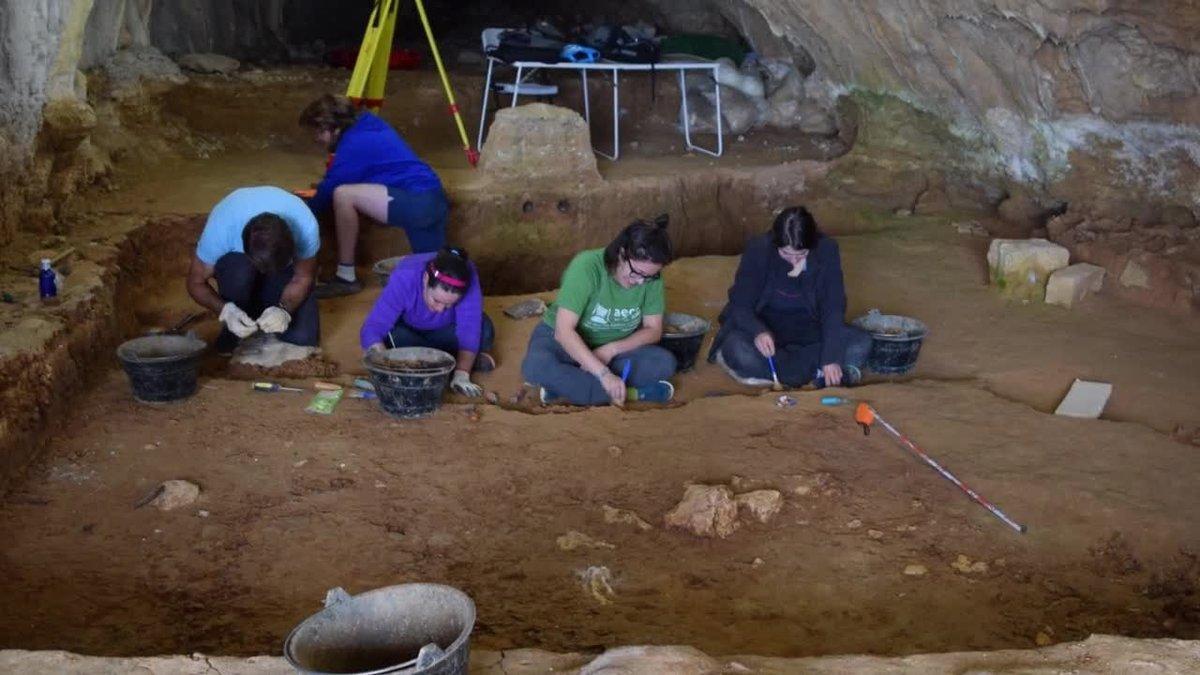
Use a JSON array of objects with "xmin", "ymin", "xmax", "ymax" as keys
[{"xmin": 625, "ymin": 257, "xmax": 661, "ymax": 281}]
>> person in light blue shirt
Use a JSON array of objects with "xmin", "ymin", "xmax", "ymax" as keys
[
  {"xmin": 187, "ymin": 186, "xmax": 321, "ymax": 352},
  {"xmin": 299, "ymin": 94, "xmax": 448, "ymax": 298}
]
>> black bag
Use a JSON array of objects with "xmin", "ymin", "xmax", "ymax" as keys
[
  {"xmin": 590, "ymin": 25, "xmax": 661, "ymax": 64},
  {"xmin": 487, "ymin": 30, "xmax": 564, "ymax": 64}
]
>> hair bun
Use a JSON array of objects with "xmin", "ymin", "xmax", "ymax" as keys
[{"xmin": 652, "ymin": 213, "xmax": 669, "ymax": 229}]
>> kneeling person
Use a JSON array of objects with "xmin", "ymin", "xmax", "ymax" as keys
[
  {"xmin": 360, "ymin": 247, "xmax": 495, "ymax": 398},
  {"xmin": 186, "ymin": 186, "xmax": 320, "ymax": 352}
]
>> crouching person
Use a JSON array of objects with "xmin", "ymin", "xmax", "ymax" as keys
[
  {"xmin": 521, "ymin": 216, "xmax": 677, "ymax": 406},
  {"xmin": 360, "ymin": 247, "xmax": 495, "ymax": 398},
  {"xmin": 186, "ymin": 186, "xmax": 320, "ymax": 353}
]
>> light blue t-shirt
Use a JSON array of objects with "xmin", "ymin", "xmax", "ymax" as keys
[{"xmin": 195, "ymin": 186, "xmax": 320, "ymax": 265}]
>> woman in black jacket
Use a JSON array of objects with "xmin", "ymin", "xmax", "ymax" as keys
[{"xmin": 708, "ymin": 206, "xmax": 872, "ymax": 387}]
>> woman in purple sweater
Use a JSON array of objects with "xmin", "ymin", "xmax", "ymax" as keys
[{"xmin": 360, "ymin": 247, "xmax": 495, "ymax": 397}]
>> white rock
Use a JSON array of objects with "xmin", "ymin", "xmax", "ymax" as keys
[
  {"xmin": 1119, "ymin": 258, "xmax": 1151, "ymax": 289},
  {"xmin": 734, "ymin": 490, "xmax": 783, "ymax": 523},
  {"xmin": 177, "ymin": 53, "xmax": 241, "ymax": 74},
  {"xmin": 556, "ymin": 530, "xmax": 615, "ymax": 551},
  {"xmin": 581, "ymin": 646, "xmax": 721, "ymax": 675},
  {"xmin": 986, "ymin": 238, "xmax": 1071, "ymax": 301},
  {"xmin": 1046, "ymin": 263, "xmax": 1106, "ymax": 308},
  {"xmin": 602, "ymin": 505, "xmax": 653, "ymax": 531},
  {"xmin": 903, "ymin": 564, "xmax": 928, "ymax": 577},
  {"xmin": 150, "ymin": 480, "xmax": 200, "ymax": 511},
  {"xmin": 664, "ymin": 484, "xmax": 740, "ymax": 538}
]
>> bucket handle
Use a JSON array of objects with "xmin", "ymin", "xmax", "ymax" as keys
[
  {"xmin": 416, "ymin": 643, "xmax": 445, "ymax": 668},
  {"xmin": 323, "ymin": 586, "xmax": 352, "ymax": 608}
]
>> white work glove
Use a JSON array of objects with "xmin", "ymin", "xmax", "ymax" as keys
[
  {"xmin": 450, "ymin": 369, "xmax": 483, "ymax": 397},
  {"xmin": 257, "ymin": 305, "xmax": 292, "ymax": 334},
  {"xmin": 219, "ymin": 302, "xmax": 258, "ymax": 338}
]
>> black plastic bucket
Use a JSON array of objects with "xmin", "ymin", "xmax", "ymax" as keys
[
  {"xmin": 116, "ymin": 335, "xmax": 206, "ymax": 402},
  {"xmin": 851, "ymin": 310, "xmax": 928, "ymax": 375},
  {"xmin": 372, "ymin": 256, "xmax": 405, "ymax": 287},
  {"xmin": 363, "ymin": 347, "xmax": 456, "ymax": 419},
  {"xmin": 657, "ymin": 312, "xmax": 711, "ymax": 372},
  {"xmin": 284, "ymin": 584, "xmax": 475, "ymax": 675}
]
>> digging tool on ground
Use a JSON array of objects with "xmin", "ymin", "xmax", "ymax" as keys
[
  {"xmin": 767, "ymin": 356, "xmax": 783, "ymax": 391},
  {"xmin": 855, "ymin": 402, "xmax": 1027, "ymax": 534}
]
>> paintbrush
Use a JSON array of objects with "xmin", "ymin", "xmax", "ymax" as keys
[{"xmin": 767, "ymin": 356, "xmax": 783, "ymax": 391}]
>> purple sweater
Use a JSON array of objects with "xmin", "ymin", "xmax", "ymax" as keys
[{"xmin": 359, "ymin": 253, "xmax": 483, "ymax": 352}]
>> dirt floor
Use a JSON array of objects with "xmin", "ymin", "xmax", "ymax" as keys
[{"xmin": 2, "ymin": 67, "xmax": 1199, "ymax": 660}]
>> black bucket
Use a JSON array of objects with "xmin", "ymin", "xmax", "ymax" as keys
[
  {"xmin": 363, "ymin": 347, "xmax": 456, "ymax": 419},
  {"xmin": 372, "ymin": 256, "xmax": 405, "ymax": 287},
  {"xmin": 284, "ymin": 584, "xmax": 475, "ymax": 675},
  {"xmin": 851, "ymin": 309, "xmax": 928, "ymax": 375},
  {"xmin": 657, "ymin": 312, "xmax": 711, "ymax": 372},
  {"xmin": 116, "ymin": 335, "xmax": 206, "ymax": 402}
]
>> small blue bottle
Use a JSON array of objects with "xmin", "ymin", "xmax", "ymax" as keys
[{"xmin": 38, "ymin": 259, "xmax": 57, "ymax": 300}]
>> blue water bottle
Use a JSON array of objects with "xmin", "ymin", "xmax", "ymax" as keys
[{"xmin": 38, "ymin": 258, "xmax": 57, "ymax": 300}]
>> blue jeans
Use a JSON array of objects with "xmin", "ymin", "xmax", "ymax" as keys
[
  {"xmin": 520, "ymin": 323, "xmax": 677, "ymax": 406},
  {"xmin": 388, "ymin": 313, "xmax": 495, "ymax": 366},
  {"xmin": 213, "ymin": 252, "xmax": 319, "ymax": 350},
  {"xmin": 719, "ymin": 324, "xmax": 872, "ymax": 387},
  {"xmin": 387, "ymin": 187, "xmax": 448, "ymax": 253}
]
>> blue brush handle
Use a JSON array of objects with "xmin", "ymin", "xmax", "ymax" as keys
[
  {"xmin": 620, "ymin": 361, "xmax": 632, "ymax": 383},
  {"xmin": 767, "ymin": 356, "xmax": 780, "ymax": 380}
]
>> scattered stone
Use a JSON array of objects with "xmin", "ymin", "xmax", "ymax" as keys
[
  {"xmin": 293, "ymin": 459, "xmax": 308, "ymax": 468},
  {"xmin": 904, "ymin": 564, "xmax": 928, "ymax": 577},
  {"xmin": 1036, "ymin": 631, "xmax": 1053, "ymax": 647},
  {"xmin": 847, "ymin": 519, "xmax": 863, "ymax": 530},
  {"xmin": 150, "ymin": 480, "xmax": 200, "ymax": 511},
  {"xmin": 951, "ymin": 554, "xmax": 990, "ymax": 574},
  {"xmin": 751, "ymin": 557, "xmax": 764, "ymax": 567},
  {"xmin": 606, "ymin": 445, "xmax": 623, "ymax": 458},
  {"xmin": 664, "ymin": 484, "xmax": 740, "ymax": 538},
  {"xmin": 986, "ymin": 238, "xmax": 1071, "ymax": 302},
  {"xmin": 580, "ymin": 646, "xmax": 720, "ymax": 675},
  {"xmin": 142, "ymin": 444, "xmax": 155, "ymax": 451},
  {"xmin": 484, "ymin": 391, "xmax": 499, "ymax": 405},
  {"xmin": 503, "ymin": 297, "xmax": 547, "ymax": 320},
  {"xmin": 1119, "ymin": 258, "xmax": 1152, "ymax": 289},
  {"xmin": 197, "ymin": 509, "xmax": 210, "ymax": 518},
  {"xmin": 796, "ymin": 101, "xmax": 838, "ymax": 137},
  {"xmin": 557, "ymin": 530, "xmax": 615, "ymax": 551},
  {"xmin": 602, "ymin": 505, "xmax": 653, "ymax": 531},
  {"xmin": 735, "ymin": 490, "xmax": 783, "ymax": 523},
  {"xmin": 578, "ymin": 565, "xmax": 615, "ymax": 605},
  {"xmin": 868, "ymin": 529, "xmax": 884, "ymax": 540},
  {"xmin": 793, "ymin": 485, "xmax": 812, "ymax": 496},
  {"xmin": 1046, "ymin": 263, "xmax": 1106, "ymax": 308},
  {"xmin": 177, "ymin": 53, "xmax": 241, "ymax": 74},
  {"xmin": 954, "ymin": 220, "xmax": 989, "ymax": 236}
]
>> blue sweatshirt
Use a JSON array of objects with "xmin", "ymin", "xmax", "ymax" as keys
[{"xmin": 308, "ymin": 112, "xmax": 442, "ymax": 214}]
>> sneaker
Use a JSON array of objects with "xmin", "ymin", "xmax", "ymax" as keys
[
  {"xmin": 632, "ymin": 380, "xmax": 674, "ymax": 403},
  {"xmin": 314, "ymin": 276, "xmax": 363, "ymax": 299},
  {"xmin": 714, "ymin": 350, "xmax": 774, "ymax": 387},
  {"xmin": 475, "ymin": 352, "xmax": 497, "ymax": 373}
]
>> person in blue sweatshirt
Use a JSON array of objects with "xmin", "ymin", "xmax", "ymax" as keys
[
  {"xmin": 299, "ymin": 94, "xmax": 448, "ymax": 298},
  {"xmin": 708, "ymin": 206, "xmax": 873, "ymax": 388}
]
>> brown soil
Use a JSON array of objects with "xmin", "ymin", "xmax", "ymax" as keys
[{"xmin": 2, "ymin": 68, "xmax": 1199, "ymax": 662}]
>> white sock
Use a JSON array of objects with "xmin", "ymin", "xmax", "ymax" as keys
[{"xmin": 336, "ymin": 264, "xmax": 356, "ymax": 282}]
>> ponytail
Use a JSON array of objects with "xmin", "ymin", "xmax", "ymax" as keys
[{"xmin": 426, "ymin": 246, "xmax": 472, "ymax": 293}]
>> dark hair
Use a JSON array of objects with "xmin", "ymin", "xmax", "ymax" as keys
[
  {"xmin": 425, "ymin": 246, "xmax": 472, "ymax": 294},
  {"xmin": 242, "ymin": 213, "xmax": 295, "ymax": 274},
  {"xmin": 298, "ymin": 94, "xmax": 359, "ymax": 135},
  {"xmin": 603, "ymin": 213, "xmax": 673, "ymax": 269},
  {"xmin": 771, "ymin": 206, "xmax": 821, "ymax": 250}
]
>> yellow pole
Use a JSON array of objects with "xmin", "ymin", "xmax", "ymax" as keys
[
  {"xmin": 346, "ymin": 0, "xmax": 383, "ymax": 104},
  {"xmin": 362, "ymin": 0, "xmax": 399, "ymax": 110},
  {"xmin": 412, "ymin": 0, "xmax": 479, "ymax": 165}
]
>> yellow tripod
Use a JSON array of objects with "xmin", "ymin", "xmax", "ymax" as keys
[{"xmin": 347, "ymin": 0, "xmax": 479, "ymax": 166}]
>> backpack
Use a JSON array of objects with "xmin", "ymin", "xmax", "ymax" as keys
[
  {"xmin": 587, "ymin": 25, "xmax": 661, "ymax": 64},
  {"xmin": 488, "ymin": 30, "xmax": 564, "ymax": 64}
]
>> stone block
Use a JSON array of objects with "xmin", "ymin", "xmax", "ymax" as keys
[
  {"xmin": 986, "ymin": 238, "xmax": 1070, "ymax": 302},
  {"xmin": 479, "ymin": 104, "xmax": 601, "ymax": 186},
  {"xmin": 1119, "ymin": 258, "xmax": 1152, "ymax": 289},
  {"xmin": 1045, "ymin": 263, "xmax": 1106, "ymax": 308}
]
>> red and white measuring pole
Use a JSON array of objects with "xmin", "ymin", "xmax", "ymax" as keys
[{"xmin": 855, "ymin": 403, "xmax": 1027, "ymax": 534}]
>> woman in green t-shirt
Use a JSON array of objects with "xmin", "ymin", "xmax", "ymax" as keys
[{"xmin": 521, "ymin": 217, "xmax": 678, "ymax": 406}]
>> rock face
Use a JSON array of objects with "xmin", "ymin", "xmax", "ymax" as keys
[
  {"xmin": 664, "ymin": 484, "xmax": 740, "ymax": 538},
  {"xmin": 987, "ymin": 239, "xmax": 1071, "ymax": 302},
  {"xmin": 479, "ymin": 104, "xmax": 602, "ymax": 187}
]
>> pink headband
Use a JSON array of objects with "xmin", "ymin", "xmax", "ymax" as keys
[{"xmin": 427, "ymin": 262, "xmax": 467, "ymax": 289}]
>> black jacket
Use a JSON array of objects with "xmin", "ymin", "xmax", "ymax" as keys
[{"xmin": 708, "ymin": 232, "xmax": 849, "ymax": 366}]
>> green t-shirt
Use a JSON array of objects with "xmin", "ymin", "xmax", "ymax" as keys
[{"xmin": 544, "ymin": 249, "xmax": 665, "ymax": 348}]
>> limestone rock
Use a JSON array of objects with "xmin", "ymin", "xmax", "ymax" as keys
[
  {"xmin": 796, "ymin": 102, "xmax": 838, "ymax": 137},
  {"xmin": 903, "ymin": 564, "xmax": 928, "ymax": 577},
  {"xmin": 602, "ymin": 505, "xmax": 653, "ymax": 531},
  {"xmin": 1046, "ymin": 263, "xmax": 1106, "ymax": 308},
  {"xmin": 40, "ymin": 99, "xmax": 96, "ymax": 152},
  {"xmin": 986, "ymin": 238, "xmax": 1070, "ymax": 302},
  {"xmin": 664, "ymin": 484, "xmax": 739, "ymax": 538},
  {"xmin": 581, "ymin": 645, "xmax": 721, "ymax": 675},
  {"xmin": 503, "ymin": 297, "xmax": 546, "ymax": 320},
  {"xmin": 150, "ymin": 479, "xmax": 200, "ymax": 511},
  {"xmin": 951, "ymin": 554, "xmax": 989, "ymax": 574},
  {"xmin": 734, "ymin": 490, "xmax": 783, "ymax": 523},
  {"xmin": 177, "ymin": 53, "xmax": 240, "ymax": 74},
  {"xmin": 579, "ymin": 565, "xmax": 615, "ymax": 605},
  {"xmin": 953, "ymin": 220, "xmax": 989, "ymax": 237},
  {"xmin": 479, "ymin": 104, "xmax": 601, "ymax": 186},
  {"xmin": 1119, "ymin": 258, "xmax": 1152, "ymax": 289},
  {"xmin": 557, "ymin": 530, "xmax": 615, "ymax": 551},
  {"xmin": 101, "ymin": 47, "xmax": 186, "ymax": 99}
]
